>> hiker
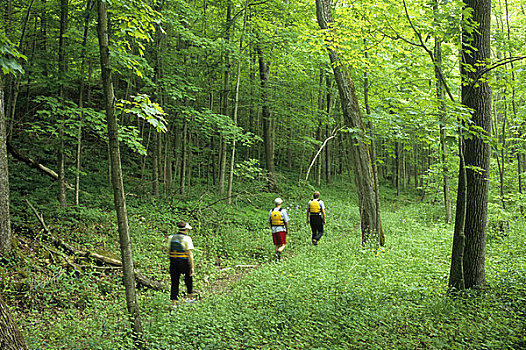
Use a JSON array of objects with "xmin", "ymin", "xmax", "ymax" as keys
[
  {"xmin": 167, "ymin": 221, "xmax": 195, "ymax": 308},
  {"xmin": 268, "ymin": 197, "xmax": 289, "ymax": 260},
  {"xmin": 306, "ymin": 191, "xmax": 326, "ymax": 245}
]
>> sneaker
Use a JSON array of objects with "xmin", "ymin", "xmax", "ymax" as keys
[
  {"xmin": 312, "ymin": 239, "xmax": 318, "ymax": 245},
  {"xmin": 187, "ymin": 290, "xmax": 200, "ymax": 297}
]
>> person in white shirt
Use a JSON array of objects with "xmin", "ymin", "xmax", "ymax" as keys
[
  {"xmin": 268, "ymin": 197, "xmax": 289, "ymax": 260},
  {"xmin": 167, "ymin": 221, "xmax": 195, "ymax": 307}
]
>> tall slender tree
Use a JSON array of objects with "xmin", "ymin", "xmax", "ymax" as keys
[
  {"xmin": 316, "ymin": 0, "xmax": 383, "ymax": 245},
  {"xmin": 57, "ymin": 0, "xmax": 69, "ymax": 207},
  {"xmin": 257, "ymin": 45, "xmax": 278, "ymax": 192},
  {"xmin": 0, "ymin": 76, "xmax": 10, "ymax": 255},
  {"xmin": 96, "ymin": 0, "xmax": 143, "ymax": 338}
]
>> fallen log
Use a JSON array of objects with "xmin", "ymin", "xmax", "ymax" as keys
[
  {"xmin": 7, "ymin": 143, "xmax": 74, "ymax": 190},
  {"xmin": 25, "ymin": 200, "xmax": 167, "ymax": 291}
]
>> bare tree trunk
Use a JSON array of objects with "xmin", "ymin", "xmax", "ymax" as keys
[
  {"xmin": 433, "ymin": 26, "xmax": 452, "ymax": 222},
  {"xmin": 257, "ymin": 46, "xmax": 278, "ymax": 192},
  {"xmin": 152, "ymin": 133, "xmax": 160, "ymax": 197},
  {"xmin": 180, "ymin": 117, "xmax": 187, "ymax": 195},
  {"xmin": 96, "ymin": 0, "xmax": 143, "ymax": 339},
  {"xmin": 449, "ymin": 138, "xmax": 467, "ymax": 291},
  {"xmin": 57, "ymin": 0, "xmax": 69, "ymax": 208},
  {"xmin": 75, "ymin": 0, "xmax": 93, "ymax": 206},
  {"xmin": 0, "ymin": 294, "xmax": 28, "ymax": 350},
  {"xmin": 316, "ymin": 0, "xmax": 383, "ymax": 245},
  {"xmin": 219, "ymin": 1, "xmax": 232, "ymax": 194},
  {"xmin": 0, "ymin": 77, "xmax": 11, "ymax": 255},
  {"xmin": 227, "ymin": 0, "xmax": 249, "ymax": 205},
  {"xmin": 363, "ymin": 57, "xmax": 384, "ymax": 246},
  {"xmin": 504, "ymin": 0, "xmax": 523, "ymax": 215}
]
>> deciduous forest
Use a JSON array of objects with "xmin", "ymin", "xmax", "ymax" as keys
[{"xmin": 0, "ymin": 0, "xmax": 525, "ymax": 348}]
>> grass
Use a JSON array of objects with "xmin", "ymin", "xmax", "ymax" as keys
[
  {"xmin": 6, "ymin": 182, "xmax": 526, "ymax": 349},
  {"xmin": 140, "ymin": 195, "xmax": 525, "ymax": 349}
]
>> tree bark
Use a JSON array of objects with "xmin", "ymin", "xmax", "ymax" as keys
[
  {"xmin": 363, "ymin": 51, "xmax": 384, "ymax": 246},
  {"xmin": 57, "ymin": 0, "xmax": 69, "ymax": 208},
  {"xmin": 0, "ymin": 77, "xmax": 11, "ymax": 255},
  {"xmin": 179, "ymin": 116, "xmax": 187, "ymax": 195},
  {"xmin": 96, "ymin": 0, "xmax": 143, "ymax": 338},
  {"xmin": 316, "ymin": 0, "xmax": 383, "ymax": 245},
  {"xmin": 0, "ymin": 294, "xmax": 28, "ymax": 350},
  {"xmin": 227, "ymin": 0, "xmax": 249, "ymax": 205},
  {"xmin": 450, "ymin": 0, "xmax": 492, "ymax": 290},
  {"xmin": 75, "ymin": 0, "xmax": 93, "ymax": 206},
  {"xmin": 432, "ymin": 15, "xmax": 452, "ymax": 222},
  {"xmin": 219, "ymin": 1, "xmax": 232, "ymax": 194},
  {"xmin": 257, "ymin": 46, "xmax": 278, "ymax": 192}
]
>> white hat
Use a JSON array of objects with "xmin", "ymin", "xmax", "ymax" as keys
[
  {"xmin": 274, "ymin": 197, "xmax": 283, "ymax": 205},
  {"xmin": 177, "ymin": 222, "xmax": 192, "ymax": 231}
]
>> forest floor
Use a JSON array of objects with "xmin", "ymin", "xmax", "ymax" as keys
[{"xmin": 4, "ymin": 184, "xmax": 526, "ymax": 349}]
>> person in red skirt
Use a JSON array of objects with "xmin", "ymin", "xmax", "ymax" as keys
[{"xmin": 268, "ymin": 198, "xmax": 289, "ymax": 260}]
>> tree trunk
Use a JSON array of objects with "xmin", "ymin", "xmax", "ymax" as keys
[
  {"xmin": 96, "ymin": 0, "xmax": 143, "ymax": 338},
  {"xmin": 179, "ymin": 117, "xmax": 187, "ymax": 195},
  {"xmin": 504, "ymin": 0, "xmax": 523, "ymax": 215},
  {"xmin": 75, "ymin": 0, "xmax": 93, "ymax": 206},
  {"xmin": 363, "ymin": 58, "xmax": 384, "ymax": 246},
  {"xmin": 219, "ymin": 1, "xmax": 232, "ymax": 194},
  {"xmin": 434, "ymin": 33, "xmax": 452, "ymax": 223},
  {"xmin": 449, "ymin": 138, "xmax": 467, "ymax": 291},
  {"xmin": 0, "ymin": 294, "xmax": 28, "ymax": 350},
  {"xmin": 152, "ymin": 133, "xmax": 160, "ymax": 197},
  {"xmin": 227, "ymin": 0, "xmax": 249, "ymax": 205},
  {"xmin": 394, "ymin": 141, "xmax": 400, "ymax": 196},
  {"xmin": 0, "ymin": 77, "xmax": 11, "ymax": 255},
  {"xmin": 449, "ymin": 0, "xmax": 492, "ymax": 290},
  {"xmin": 57, "ymin": 0, "xmax": 69, "ymax": 208},
  {"xmin": 257, "ymin": 46, "xmax": 278, "ymax": 192},
  {"xmin": 316, "ymin": 0, "xmax": 383, "ymax": 245}
]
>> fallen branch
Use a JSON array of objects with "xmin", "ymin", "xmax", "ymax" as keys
[
  {"xmin": 25, "ymin": 200, "xmax": 167, "ymax": 291},
  {"xmin": 8, "ymin": 143, "xmax": 74, "ymax": 190}
]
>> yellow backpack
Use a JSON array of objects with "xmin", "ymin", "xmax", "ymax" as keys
[
  {"xmin": 270, "ymin": 208, "xmax": 284, "ymax": 226},
  {"xmin": 309, "ymin": 199, "xmax": 321, "ymax": 214}
]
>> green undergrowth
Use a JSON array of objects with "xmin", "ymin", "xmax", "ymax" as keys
[
  {"xmin": 4, "ymin": 181, "xmax": 526, "ymax": 349},
  {"xmin": 140, "ymin": 200, "xmax": 526, "ymax": 349}
]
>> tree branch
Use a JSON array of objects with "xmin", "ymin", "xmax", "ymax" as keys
[
  {"xmin": 303, "ymin": 127, "xmax": 343, "ymax": 187},
  {"xmin": 24, "ymin": 200, "xmax": 167, "ymax": 291},
  {"xmin": 7, "ymin": 143, "xmax": 74, "ymax": 190}
]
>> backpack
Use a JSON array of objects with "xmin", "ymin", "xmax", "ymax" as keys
[
  {"xmin": 270, "ymin": 208, "xmax": 284, "ymax": 226},
  {"xmin": 309, "ymin": 199, "xmax": 321, "ymax": 214},
  {"xmin": 169, "ymin": 234, "xmax": 189, "ymax": 259}
]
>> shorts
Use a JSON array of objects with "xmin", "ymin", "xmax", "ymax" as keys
[{"xmin": 272, "ymin": 231, "xmax": 287, "ymax": 246}]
